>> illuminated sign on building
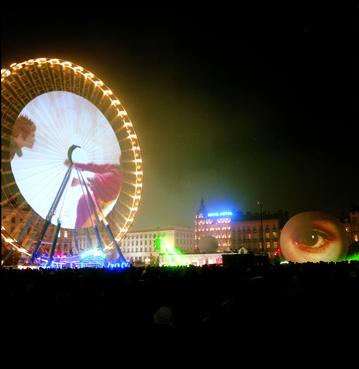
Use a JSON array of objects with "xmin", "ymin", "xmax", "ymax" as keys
[{"xmin": 207, "ymin": 211, "xmax": 233, "ymax": 218}]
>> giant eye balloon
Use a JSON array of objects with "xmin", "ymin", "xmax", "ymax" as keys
[{"xmin": 280, "ymin": 211, "xmax": 349, "ymax": 263}]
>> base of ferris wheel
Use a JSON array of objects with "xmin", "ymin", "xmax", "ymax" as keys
[{"xmin": 28, "ymin": 145, "xmax": 129, "ymax": 269}]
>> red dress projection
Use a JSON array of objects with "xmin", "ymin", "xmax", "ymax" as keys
[{"xmin": 74, "ymin": 162, "xmax": 122, "ymax": 228}]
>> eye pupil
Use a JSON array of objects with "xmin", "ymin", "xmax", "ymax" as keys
[{"xmin": 303, "ymin": 233, "xmax": 319, "ymax": 246}]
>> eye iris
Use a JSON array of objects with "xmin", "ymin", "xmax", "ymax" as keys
[
  {"xmin": 304, "ymin": 233, "xmax": 319, "ymax": 246},
  {"xmin": 294, "ymin": 230, "xmax": 321, "ymax": 247}
]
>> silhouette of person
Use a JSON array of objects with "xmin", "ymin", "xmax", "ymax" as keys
[
  {"xmin": 149, "ymin": 306, "xmax": 177, "ymax": 341},
  {"xmin": 10, "ymin": 115, "xmax": 36, "ymax": 160}
]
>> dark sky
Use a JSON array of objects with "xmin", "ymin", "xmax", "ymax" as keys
[{"xmin": 2, "ymin": 3, "xmax": 358, "ymax": 229}]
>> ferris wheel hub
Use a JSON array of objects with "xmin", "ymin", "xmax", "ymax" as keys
[{"xmin": 67, "ymin": 144, "xmax": 81, "ymax": 165}]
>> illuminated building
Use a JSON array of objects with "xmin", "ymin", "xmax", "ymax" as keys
[
  {"xmin": 3, "ymin": 202, "xmax": 358, "ymax": 265},
  {"xmin": 1, "ymin": 206, "xmax": 31, "ymax": 237},
  {"xmin": 194, "ymin": 198, "xmax": 232, "ymax": 253},
  {"xmin": 158, "ymin": 252, "xmax": 222, "ymax": 267},
  {"xmin": 120, "ymin": 227, "xmax": 194, "ymax": 265},
  {"xmin": 1, "ymin": 206, "xmax": 74, "ymax": 259},
  {"xmin": 194, "ymin": 199, "xmax": 284, "ymax": 257},
  {"xmin": 231, "ymin": 218, "xmax": 280, "ymax": 258},
  {"xmin": 342, "ymin": 209, "xmax": 359, "ymax": 245}
]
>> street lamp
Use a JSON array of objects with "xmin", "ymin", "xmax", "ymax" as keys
[{"xmin": 257, "ymin": 201, "xmax": 264, "ymax": 256}]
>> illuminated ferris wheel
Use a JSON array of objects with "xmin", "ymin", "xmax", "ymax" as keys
[{"xmin": 1, "ymin": 58, "xmax": 143, "ymax": 267}]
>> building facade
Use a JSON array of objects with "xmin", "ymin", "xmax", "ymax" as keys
[
  {"xmin": 342, "ymin": 209, "xmax": 359, "ymax": 245},
  {"xmin": 159, "ymin": 252, "xmax": 222, "ymax": 267},
  {"xmin": 120, "ymin": 226, "xmax": 194, "ymax": 265},
  {"xmin": 194, "ymin": 199, "xmax": 283, "ymax": 258},
  {"xmin": 1, "ymin": 206, "xmax": 75, "ymax": 258},
  {"xmin": 194, "ymin": 199, "xmax": 232, "ymax": 252},
  {"xmin": 231, "ymin": 218, "xmax": 280, "ymax": 258},
  {"xmin": 3, "ymin": 203, "xmax": 358, "ymax": 265}
]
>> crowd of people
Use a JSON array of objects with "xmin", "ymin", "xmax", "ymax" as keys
[{"xmin": 2, "ymin": 261, "xmax": 358, "ymax": 350}]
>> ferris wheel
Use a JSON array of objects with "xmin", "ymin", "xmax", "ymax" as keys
[{"xmin": 1, "ymin": 58, "xmax": 143, "ymax": 267}]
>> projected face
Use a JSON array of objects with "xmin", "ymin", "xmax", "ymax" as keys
[
  {"xmin": 280, "ymin": 211, "xmax": 349, "ymax": 263},
  {"xmin": 11, "ymin": 91, "xmax": 121, "ymax": 229},
  {"xmin": 10, "ymin": 116, "xmax": 37, "ymax": 159}
]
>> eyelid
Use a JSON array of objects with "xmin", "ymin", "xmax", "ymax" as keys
[
  {"xmin": 312, "ymin": 221, "xmax": 338, "ymax": 240},
  {"xmin": 312, "ymin": 228, "xmax": 333, "ymax": 241}
]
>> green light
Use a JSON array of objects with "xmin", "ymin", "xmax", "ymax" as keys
[
  {"xmin": 342, "ymin": 252, "xmax": 359, "ymax": 262},
  {"xmin": 154, "ymin": 235, "xmax": 187, "ymax": 266}
]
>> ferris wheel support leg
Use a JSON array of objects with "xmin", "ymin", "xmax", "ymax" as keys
[
  {"xmin": 93, "ymin": 225, "xmax": 108, "ymax": 266},
  {"xmin": 31, "ymin": 166, "xmax": 73, "ymax": 263},
  {"xmin": 77, "ymin": 169, "xmax": 104, "ymax": 232},
  {"xmin": 47, "ymin": 219, "xmax": 62, "ymax": 267},
  {"xmin": 76, "ymin": 168, "xmax": 126, "ymax": 265},
  {"xmin": 2, "ymin": 249, "xmax": 14, "ymax": 265},
  {"xmin": 85, "ymin": 228, "xmax": 94, "ymax": 250},
  {"xmin": 31, "ymin": 220, "xmax": 52, "ymax": 263},
  {"xmin": 73, "ymin": 229, "xmax": 80, "ymax": 253},
  {"xmin": 5, "ymin": 213, "xmax": 38, "ymax": 265},
  {"xmin": 93, "ymin": 226, "xmax": 104, "ymax": 252},
  {"xmin": 77, "ymin": 168, "xmax": 108, "ymax": 260},
  {"xmin": 103, "ymin": 223, "xmax": 126, "ymax": 264},
  {"xmin": 23, "ymin": 216, "xmax": 43, "ymax": 254}
]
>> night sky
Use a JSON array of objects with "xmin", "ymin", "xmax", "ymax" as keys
[{"xmin": 2, "ymin": 3, "xmax": 358, "ymax": 229}]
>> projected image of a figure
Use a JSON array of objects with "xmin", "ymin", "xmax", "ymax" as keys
[
  {"xmin": 280, "ymin": 211, "xmax": 349, "ymax": 263},
  {"xmin": 68, "ymin": 160, "xmax": 123, "ymax": 228}
]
